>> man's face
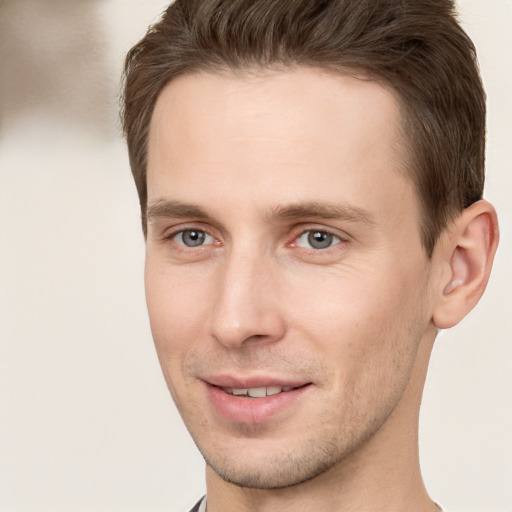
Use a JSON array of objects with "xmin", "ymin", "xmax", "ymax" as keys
[{"xmin": 145, "ymin": 68, "xmax": 438, "ymax": 488}]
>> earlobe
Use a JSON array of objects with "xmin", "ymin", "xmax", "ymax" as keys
[{"xmin": 432, "ymin": 200, "xmax": 499, "ymax": 329}]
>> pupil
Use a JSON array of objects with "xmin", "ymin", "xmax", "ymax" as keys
[{"xmin": 308, "ymin": 231, "xmax": 332, "ymax": 249}]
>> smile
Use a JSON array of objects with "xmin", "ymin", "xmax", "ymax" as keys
[
  {"xmin": 221, "ymin": 385, "xmax": 298, "ymax": 397},
  {"xmin": 206, "ymin": 382, "xmax": 312, "ymax": 423}
]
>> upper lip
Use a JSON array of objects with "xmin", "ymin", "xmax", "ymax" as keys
[{"xmin": 203, "ymin": 374, "xmax": 311, "ymax": 389}]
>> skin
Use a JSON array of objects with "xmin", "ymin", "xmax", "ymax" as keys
[{"xmin": 144, "ymin": 68, "xmax": 498, "ymax": 512}]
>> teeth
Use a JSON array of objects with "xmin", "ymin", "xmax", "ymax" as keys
[
  {"xmin": 266, "ymin": 386, "xmax": 282, "ymax": 396},
  {"xmin": 222, "ymin": 385, "xmax": 296, "ymax": 397},
  {"xmin": 248, "ymin": 387, "xmax": 267, "ymax": 398}
]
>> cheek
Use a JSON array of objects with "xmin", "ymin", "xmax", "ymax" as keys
[
  {"xmin": 286, "ymin": 263, "xmax": 427, "ymax": 372},
  {"xmin": 145, "ymin": 254, "xmax": 209, "ymax": 327},
  {"xmin": 144, "ymin": 266, "xmax": 210, "ymax": 418},
  {"xmin": 293, "ymin": 272, "xmax": 426, "ymax": 432},
  {"xmin": 144, "ymin": 261, "xmax": 210, "ymax": 379},
  {"xmin": 288, "ymin": 267, "xmax": 408, "ymax": 334}
]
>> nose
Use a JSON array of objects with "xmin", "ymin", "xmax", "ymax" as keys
[{"xmin": 207, "ymin": 249, "xmax": 286, "ymax": 349}]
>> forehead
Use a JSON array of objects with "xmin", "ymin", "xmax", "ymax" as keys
[{"xmin": 147, "ymin": 67, "xmax": 418, "ymax": 230}]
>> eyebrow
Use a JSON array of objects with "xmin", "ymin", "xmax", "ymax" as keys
[
  {"xmin": 267, "ymin": 201, "xmax": 376, "ymax": 225},
  {"xmin": 147, "ymin": 199, "xmax": 376, "ymax": 226},
  {"xmin": 146, "ymin": 200, "xmax": 210, "ymax": 222}
]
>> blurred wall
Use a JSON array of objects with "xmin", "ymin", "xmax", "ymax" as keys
[{"xmin": 0, "ymin": 1, "xmax": 510, "ymax": 511}]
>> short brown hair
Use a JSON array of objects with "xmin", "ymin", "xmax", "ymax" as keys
[{"xmin": 122, "ymin": 0, "xmax": 485, "ymax": 256}]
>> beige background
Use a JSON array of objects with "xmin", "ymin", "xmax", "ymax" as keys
[{"xmin": 0, "ymin": 0, "xmax": 510, "ymax": 510}]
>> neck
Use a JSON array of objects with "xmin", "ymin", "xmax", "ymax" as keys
[{"xmin": 205, "ymin": 330, "xmax": 439, "ymax": 512}]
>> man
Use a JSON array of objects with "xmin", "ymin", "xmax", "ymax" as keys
[{"xmin": 121, "ymin": 1, "xmax": 499, "ymax": 511}]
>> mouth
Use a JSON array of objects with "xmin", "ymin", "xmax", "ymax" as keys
[
  {"xmin": 205, "ymin": 380, "xmax": 312, "ymax": 424},
  {"xmin": 218, "ymin": 384, "xmax": 308, "ymax": 398}
]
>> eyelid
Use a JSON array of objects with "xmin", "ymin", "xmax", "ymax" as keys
[{"xmin": 161, "ymin": 221, "xmax": 213, "ymax": 238}]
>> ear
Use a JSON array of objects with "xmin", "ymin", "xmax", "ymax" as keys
[{"xmin": 432, "ymin": 200, "xmax": 499, "ymax": 329}]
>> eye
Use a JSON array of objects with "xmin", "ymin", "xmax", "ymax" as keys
[
  {"xmin": 173, "ymin": 229, "xmax": 214, "ymax": 247},
  {"xmin": 296, "ymin": 230, "xmax": 342, "ymax": 250}
]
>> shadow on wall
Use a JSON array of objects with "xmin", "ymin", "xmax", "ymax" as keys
[{"xmin": 0, "ymin": 0, "xmax": 117, "ymax": 139}]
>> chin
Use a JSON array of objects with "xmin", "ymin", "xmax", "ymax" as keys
[
  {"xmin": 199, "ymin": 433, "xmax": 346, "ymax": 490},
  {"xmin": 207, "ymin": 459, "xmax": 333, "ymax": 490}
]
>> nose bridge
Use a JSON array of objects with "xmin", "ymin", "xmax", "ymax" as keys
[{"xmin": 207, "ymin": 243, "xmax": 284, "ymax": 348}]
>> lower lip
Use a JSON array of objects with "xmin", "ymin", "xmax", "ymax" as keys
[{"xmin": 206, "ymin": 384, "xmax": 311, "ymax": 424}]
